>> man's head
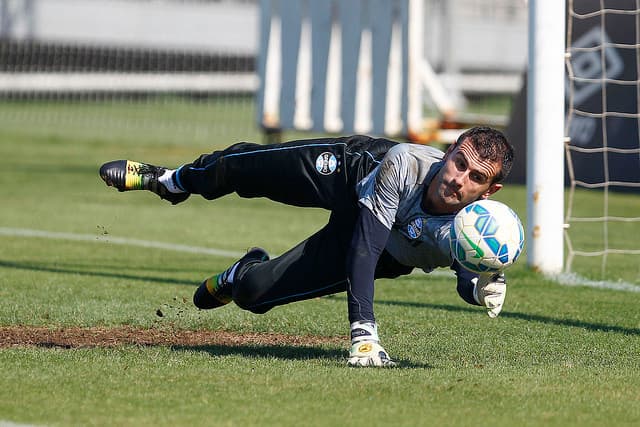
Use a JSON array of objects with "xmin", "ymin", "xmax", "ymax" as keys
[
  {"xmin": 452, "ymin": 126, "xmax": 514, "ymax": 184},
  {"xmin": 424, "ymin": 126, "xmax": 514, "ymax": 215}
]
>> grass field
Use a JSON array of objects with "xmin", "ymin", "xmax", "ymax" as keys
[{"xmin": 1, "ymin": 101, "xmax": 640, "ymax": 426}]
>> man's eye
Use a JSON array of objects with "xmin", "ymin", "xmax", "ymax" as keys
[{"xmin": 471, "ymin": 173, "xmax": 486, "ymax": 183}]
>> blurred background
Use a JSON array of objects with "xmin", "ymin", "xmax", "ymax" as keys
[{"xmin": 0, "ymin": 0, "xmax": 526, "ymax": 145}]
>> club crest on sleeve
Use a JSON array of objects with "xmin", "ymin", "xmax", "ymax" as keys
[
  {"xmin": 315, "ymin": 152, "xmax": 337, "ymax": 175},
  {"xmin": 407, "ymin": 217, "xmax": 424, "ymax": 239}
]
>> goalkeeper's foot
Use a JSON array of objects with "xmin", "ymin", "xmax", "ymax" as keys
[
  {"xmin": 193, "ymin": 247, "xmax": 270, "ymax": 309},
  {"xmin": 99, "ymin": 160, "xmax": 189, "ymax": 205}
]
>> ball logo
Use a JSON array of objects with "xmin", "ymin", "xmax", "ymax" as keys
[
  {"xmin": 461, "ymin": 229, "xmax": 484, "ymax": 259},
  {"xmin": 407, "ymin": 217, "xmax": 424, "ymax": 239},
  {"xmin": 315, "ymin": 152, "xmax": 337, "ymax": 175}
]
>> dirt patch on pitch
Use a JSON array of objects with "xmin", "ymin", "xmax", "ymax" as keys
[{"xmin": 0, "ymin": 326, "xmax": 347, "ymax": 349}]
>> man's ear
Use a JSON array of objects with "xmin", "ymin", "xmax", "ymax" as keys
[{"xmin": 480, "ymin": 183, "xmax": 502, "ymax": 199}]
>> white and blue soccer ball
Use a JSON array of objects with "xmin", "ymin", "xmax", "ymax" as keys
[{"xmin": 450, "ymin": 199, "xmax": 525, "ymax": 273}]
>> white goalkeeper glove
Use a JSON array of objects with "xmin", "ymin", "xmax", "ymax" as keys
[
  {"xmin": 347, "ymin": 321, "xmax": 396, "ymax": 367},
  {"xmin": 473, "ymin": 272, "xmax": 507, "ymax": 318}
]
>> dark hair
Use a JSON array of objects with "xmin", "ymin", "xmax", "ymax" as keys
[{"xmin": 454, "ymin": 126, "xmax": 514, "ymax": 183}]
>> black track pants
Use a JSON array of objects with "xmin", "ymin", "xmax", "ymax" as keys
[
  {"xmin": 177, "ymin": 135, "xmax": 413, "ymax": 313},
  {"xmin": 176, "ymin": 135, "xmax": 393, "ymax": 209},
  {"xmin": 232, "ymin": 212, "xmax": 413, "ymax": 314}
]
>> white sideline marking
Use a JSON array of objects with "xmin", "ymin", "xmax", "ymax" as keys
[
  {"xmin": 0, "ymin": 421, "xmax": 43, "ymax": 427},
  {"xmin": 0, "ymin": 226, "xmax": 452, "ymax": 276},
  {"xmin": 553, "ymin": 272, "xmax": 640, "ymax": 293},
  {"xmin": 2, "ymin": 227, "xmax": 639, "ymax": 292},
  {"xmin": 0, "ymin": 227, "xmax": 244, "ymax": 259}
]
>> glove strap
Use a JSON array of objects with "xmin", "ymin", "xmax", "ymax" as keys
[
  {"xmin": 350, "ymin": 321, "xmax": 379, "ymax": 344},
  {"xmin": 471, "ymin": 276, "xmax": 481, "ymax": 305}
]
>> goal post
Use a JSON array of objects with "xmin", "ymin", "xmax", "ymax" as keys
[{"xmin": 526, "ymin": 0, "xmax": 566, "ymax": 274}]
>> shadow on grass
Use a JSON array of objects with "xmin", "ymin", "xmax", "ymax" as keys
[
  {"xmin": 369, "ymin": 298, "xmax": 640, "ymax": 336},
  {"xmin": 4, "ymin": 259, "xmax": 637, "ymax": 337},
  {"xmin": 173, "ymin": 343, "xmax": 431, "ymax": 369},
  {"xmin": 0, "ymin": 259, "xmax": 197, "ymax": 286}
]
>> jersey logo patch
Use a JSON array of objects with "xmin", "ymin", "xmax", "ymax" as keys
[
  {"xmin": 407, "ymin": 217, "xmax": 424, "ymax": 239},
  {"xmin": 315, "ymin": 152, "xmax": 337, "ymax": 175}
]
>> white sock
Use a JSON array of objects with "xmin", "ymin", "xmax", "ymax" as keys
[
  {"xmin": 224, "ymin": 262, "xmax": 240, "ymax": 284},
  {"xmin": 158, "ymin": 169, "xmax": 184, "ymax": 193},
  {"xmin": 217, "ymin": 261, "xmax": 240, "ymax": 286}
]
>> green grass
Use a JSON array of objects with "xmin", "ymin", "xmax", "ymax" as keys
[{"xmin": 1, "ymin": 101, "xmax": 640, "ymax": 426}]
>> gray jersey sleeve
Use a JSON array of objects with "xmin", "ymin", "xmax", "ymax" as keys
[
  {"xmin": 356, "ymin": 143, "xmax": 454, "ymax": 272},
  {"xmin": 356, "ymin": 144, "xmax": 414, "ymax": 229}
]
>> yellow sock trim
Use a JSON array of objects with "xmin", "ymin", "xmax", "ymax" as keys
[{"xmin": 205, "ymin": 276, "xmax": 218, "ymax": 295}]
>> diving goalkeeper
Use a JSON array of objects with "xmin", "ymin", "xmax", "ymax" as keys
[{"xmin": 99, "ymin": 126, "xmax": 514, "ymax": 367}]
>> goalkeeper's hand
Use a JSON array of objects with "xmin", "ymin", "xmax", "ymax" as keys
[
  {"xmin": 473, "ymin": 272, "xmax": 507, "ymax": 318},
  {"xmin": 348, "ymin": 341, "xmax": 395, "ymax": 367},
  {"xmin": 347, "ymin": 321, "xmax": 396, "ymax": 367}
]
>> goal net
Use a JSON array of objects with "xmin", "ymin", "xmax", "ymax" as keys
[{"xmin": 564, "ymin": 0, "xmax": 640, "ymax": 286}]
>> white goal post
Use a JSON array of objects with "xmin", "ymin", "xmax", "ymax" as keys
[{"xmin": 526, "ymin": 0, "xmax": 566, "ymax": 274}]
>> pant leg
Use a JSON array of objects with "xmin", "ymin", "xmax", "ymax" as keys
[
  {"xmin": 231, "ymin": 210, "xmax": 414, "ymax": 315},
  {"xmin": 176, "ymin": 135, "xmax": 398, "ymax": 210},
  {"xmin": 343, "ymin": 135, "xmax": 398, "ymax": 189},
  {"xmin": 232, "ymin": 209, "xmax": 355, "ymax": 313},
  {"xmin": 176, "ymin": 138, "xmax": 351, "ymax": 210}
]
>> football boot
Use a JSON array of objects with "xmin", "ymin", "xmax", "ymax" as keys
[
  {"xmin": 193, "ymin": 247, "xmax": 270, "ymax": 309},
  {"xmin": 99, "ymin": 160, "xmax": 189, "ymax": 205}
]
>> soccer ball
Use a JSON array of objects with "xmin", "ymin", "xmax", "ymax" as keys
[{"xmin": 450, "ymin": 199, "xmax": 525, "ymax": 273}]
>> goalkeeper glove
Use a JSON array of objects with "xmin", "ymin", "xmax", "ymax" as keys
[
  {"xmin": 347, "ymin": 321, "xmax": 396, "ymax": 367},
  {"xmin": 473, "ymin": 272, "xmax": 507, "ymax": 318}
]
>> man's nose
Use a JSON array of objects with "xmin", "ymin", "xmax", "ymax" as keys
[{"xmin": 451, "ymin": 171, "xmax": 468, "ymax": 187}]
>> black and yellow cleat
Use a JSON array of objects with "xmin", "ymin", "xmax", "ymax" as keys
[
  {"xmin": 192, "ymin": 274, "xmax": 233, "ymax": 310},
  {"xmin": 193, "ymin": 247, "xmax": 270, "ymax": 310},
  {"xmin": 99, "ymin": 160, "xmax": 189, "ymax": 205}
]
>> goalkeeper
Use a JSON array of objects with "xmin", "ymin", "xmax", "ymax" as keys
[{"xmin": 100, "ymin": 126, "xmax": 514, "ymax": 367}]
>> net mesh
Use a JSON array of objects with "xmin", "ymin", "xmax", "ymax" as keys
[{"xmin": 564, "ymin": 0, "xmax": 640, "ymax": 284}]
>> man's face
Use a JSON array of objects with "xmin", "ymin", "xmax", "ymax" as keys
[{"xmin": 424, "ymin": 138, "xmax": 503, "ymax": 214}]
